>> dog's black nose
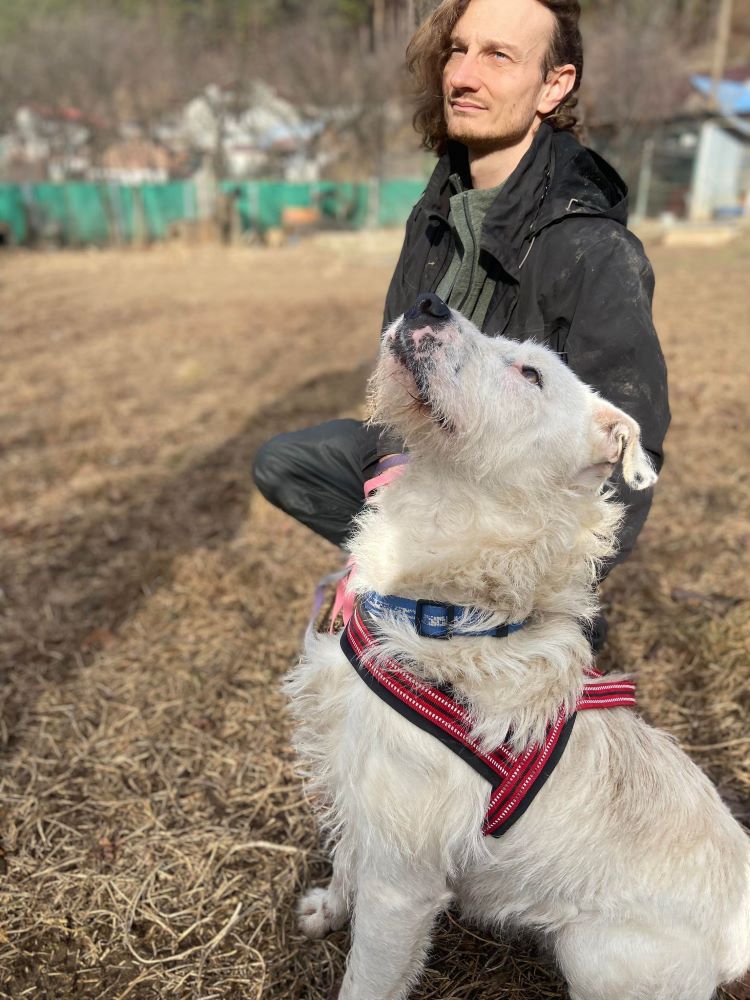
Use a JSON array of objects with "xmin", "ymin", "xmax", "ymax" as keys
[{"xmin": 404, "ymin": 293, "xmax": 451, "ymax": 325}]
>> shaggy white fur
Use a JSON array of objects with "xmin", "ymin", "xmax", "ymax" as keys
[{"xmin": 285, "ymin": 304, "xmax": 750, "ymax": 1000}]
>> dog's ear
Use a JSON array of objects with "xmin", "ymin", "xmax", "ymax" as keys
[{"xmin": 578, "ymin": 401, "xmax": 658, "ymax": 491}]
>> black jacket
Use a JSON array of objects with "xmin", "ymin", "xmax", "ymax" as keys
[{"xmin": 374, "ymin": 123, "xmax": 671, "ymax": 569}]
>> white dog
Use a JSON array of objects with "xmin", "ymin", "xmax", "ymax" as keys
[{"xmin": 285, "ymin": 295, "xmax": 750, "ymax": 1000}]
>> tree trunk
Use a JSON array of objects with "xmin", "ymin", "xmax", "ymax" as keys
[
  {"xmin": 711, "ymin": 0, "xmax": 733, "ymax": 109},
  {"xmin": 406, "ymin": 0, "xmax": 415, "ymax": 34},
  {"xmin": 373, "ymin": 0, "xmax": 385, "ymax": 52}
]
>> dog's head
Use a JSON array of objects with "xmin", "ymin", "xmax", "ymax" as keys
[{"xmin": 371, "ymin": 294, "xmax": 657, "ymax": 493}]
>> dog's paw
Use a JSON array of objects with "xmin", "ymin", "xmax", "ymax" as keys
[{"xmin": 297, "ymin": 887, "xmax": 346, "ymax": 939}]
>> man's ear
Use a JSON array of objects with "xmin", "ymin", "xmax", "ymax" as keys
[
  {"xmin": 538, "ymin": 64, "xmax": 576, "ymax": 116},
  {"xmin": 578, "ymin": 400, "xmax": 658, "ymax": 491}
]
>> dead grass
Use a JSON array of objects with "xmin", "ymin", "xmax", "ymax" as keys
[{"xmin": 0, "ymin": 236, "xmax": 748, "ymax": 999}]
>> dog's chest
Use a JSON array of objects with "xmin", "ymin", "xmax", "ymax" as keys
[{"xmin": 291, "ymin": 636, "xmax": 489, "ymax": 852}]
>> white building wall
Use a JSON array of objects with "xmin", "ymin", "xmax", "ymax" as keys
[{"xmin": 690, "ymin": 121, "xmax": 746, "ymax": 220}]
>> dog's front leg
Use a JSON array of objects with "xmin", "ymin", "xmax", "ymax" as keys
[
  {"xmin": 298, "ymin": 850, "xmax": 350, "ymax": 939},
  {"xmin": 338, "ymin": 864, "xmax": 451, "ymax": 1000}
]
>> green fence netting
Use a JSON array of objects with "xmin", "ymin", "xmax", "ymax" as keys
[
  {"xmin": 376, "ymin": 180, "xmax": 426, "ymax": 227},
  {"xmin": 31, "ymin": 183, "xmax": 110, "ymax": 244},
  {"xmin": 140, "ymin": 183, "xmax": 195, "ymax": 240},
  {"xmin": 220, "ymin": 180, "xmax": 372, "ymax": 231},
  {"xmin": 0, "ymin": 185, "xmax": 26, "ymax": 243},
  {"xmin": 0, "ymin": 179, "xmax": 425, "ymax": 246},
  {"xmin": 0, "ymin": 181, "xmax": 196, "ymax": 246}
]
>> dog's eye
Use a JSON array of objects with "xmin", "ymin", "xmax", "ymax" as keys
[{"xmin": 521, "ymin": 366, "xmax": 543, "ymax": 388}]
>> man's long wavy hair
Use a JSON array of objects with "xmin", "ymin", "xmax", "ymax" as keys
[{"xmin": 406, "ymin": 0, "xmax": 584, "ymax": 154}]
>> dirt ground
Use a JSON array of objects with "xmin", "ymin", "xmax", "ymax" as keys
[{"xmin": 1, "ymin": 233, "xmax": 748, "ymax": 999}]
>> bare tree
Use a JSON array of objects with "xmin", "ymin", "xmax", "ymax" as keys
[
  {"xmin": 0, "ymin": 6, "xmax": 245, "ymax": 163},
  {"xmin": 583, "ymin": 12, "xmax": 686, "ymax": 130},
  {"xmin": 251, "ymin": 6, "xmax": 411, "ymax": 176},
  {"xmin": 0, "ymin": 0, "xmax": 744, "ymax": 185}
]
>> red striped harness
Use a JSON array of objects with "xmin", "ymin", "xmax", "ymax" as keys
[{"xmin": 341, "ymin": 604, "xmax": 637, "ymax": 838}]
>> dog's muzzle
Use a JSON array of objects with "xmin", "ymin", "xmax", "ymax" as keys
[{"xmin": 391, "ymin": 293, "xmax": 451, "ymax": 372}]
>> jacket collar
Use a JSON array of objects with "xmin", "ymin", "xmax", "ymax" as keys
[
  {"xmin": 421, "ymin": 124, "xmax": 629, "ymax": 281},
  {"xmin": 422, "ymin": 125, "xmax": 554, "ymax": 278},
  {"xmin": 479, "ymin": 125, "xmax": 554, "ymax": 278}
]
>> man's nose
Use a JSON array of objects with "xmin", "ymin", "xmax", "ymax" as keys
[
  {"xmin": 446, "ymin": 50, "xmax": 481, "ymax": 92},
  {"xmin": 403, "ymin": 293, "xmax": 451, "ymax": 327}
]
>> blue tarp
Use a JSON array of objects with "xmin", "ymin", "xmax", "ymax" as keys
[{"xmin": 691, "ymin": 75, "xmax": 750, "ymax": 116}]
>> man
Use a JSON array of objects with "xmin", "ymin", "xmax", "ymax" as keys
[{"xmin": 253, "ymin": 0, "xmax": 670, "ymax": 646}]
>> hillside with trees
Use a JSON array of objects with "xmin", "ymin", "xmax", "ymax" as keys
[{"xmin": 0, "ymin": 0, "xmax": 748, "ymax": 179}]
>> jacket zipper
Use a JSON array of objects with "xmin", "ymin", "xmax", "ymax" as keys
[
  {"xmin": 457, "ymin": 193, "xmax": 477, "ymax": 314},
  {"xmin": 426, "ymin": 217, "xmax": 454, "ymax": 293}
]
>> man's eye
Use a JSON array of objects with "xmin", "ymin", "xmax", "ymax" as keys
[
  {"xmin": 492, "ymin": 51, "xmax": 508, "ymax": 61},
  {"xmin": 521, "ymin": 366, "xmax": 543, "ymax": 388}
]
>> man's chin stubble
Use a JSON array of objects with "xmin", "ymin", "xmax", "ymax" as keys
[{"xmin": 447, "ymin": 121, "xmax": 530, "ymax": 153}]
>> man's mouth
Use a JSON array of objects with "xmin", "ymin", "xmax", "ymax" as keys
[{"xmin": 449, "ymin": 98, "xmax": 486, "ymax": 112}]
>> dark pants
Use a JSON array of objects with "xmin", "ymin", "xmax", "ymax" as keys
[
  {"xmin": 252, "ymin": 419, "xmax": 608, "ymax": 651},
  {"xmin": 253, "ymin": 419, "xmax": 375, "ymax": 548}
]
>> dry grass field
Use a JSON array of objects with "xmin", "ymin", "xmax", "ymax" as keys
[{"xmin": 1, "ymin": 233, "xmax": 749, "ymax": 1000}]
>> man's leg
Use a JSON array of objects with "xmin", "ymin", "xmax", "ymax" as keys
[
  {"xmin": 583, "ymin": 614, "xmax": 608, "ymax": 654},
  {"xmin": 252, "ymin": 419, "xmax": 378, "ymax": 548}
]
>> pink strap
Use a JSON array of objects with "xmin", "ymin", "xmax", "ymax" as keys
[
  {"xmin": 322, "ymin": 457, "xmax": 410, "ymax": 633},
  {"xmin": 364, "ymin": 461, "xmax": 408, "ymax": 497},
  {"xmin": 329, "ymin": 556, "xmax": 356, "ymax": 633}
]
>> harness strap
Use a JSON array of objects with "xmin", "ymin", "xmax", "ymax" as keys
[
  {"xmin": 306, "ymin": 564, "xmax": 352, "ymax": 641},
  {"xmin": 328, "ymin": 556, "xmax": 357, "ymax": 635},
  {"xmin": 577, "ymin": 680, "xmax": 637, "ymax": 711},
  {"xmin": 341, "ymin": 604, "xmax": 636, "ymax": 837}
]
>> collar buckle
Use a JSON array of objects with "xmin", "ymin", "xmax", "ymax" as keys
[{"xmin": 415, "ymin": 600, "xmax": 455, "ymax": 640}]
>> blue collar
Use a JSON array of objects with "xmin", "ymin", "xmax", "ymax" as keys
[{"xmin": 360, "ymin": 591, "xmax": 525, "ymax": 641}]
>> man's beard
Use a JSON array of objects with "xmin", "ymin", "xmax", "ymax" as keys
[{"xmin": 445, "ymin": 97, "xmax": 538, "ymax": 153}]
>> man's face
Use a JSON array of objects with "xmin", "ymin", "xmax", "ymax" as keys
[{"xmin": 442, "ymin": 0, "xmax": 559, "ymax": 151}]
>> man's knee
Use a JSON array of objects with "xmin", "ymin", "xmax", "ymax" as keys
[
  {"xmin": 252, "ymin": 420, "xmax": 362, "ymax": 506},
  {"xmin": 252, "ymin": 434, "xmax": 288, "ymax": 508},
  {"xmin": 251, "ymin": 420, "xmax": 367, "ymax": 546}
]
